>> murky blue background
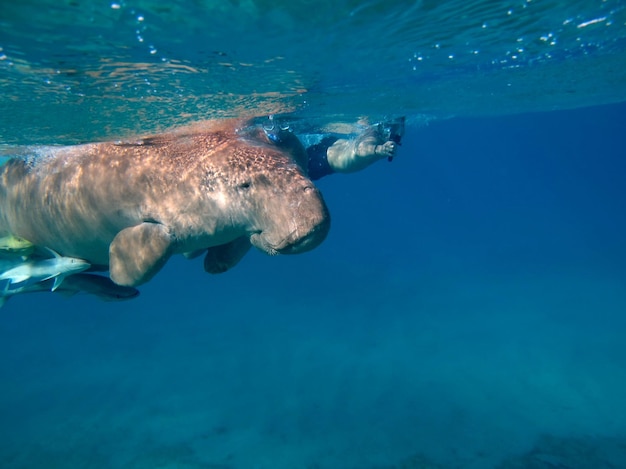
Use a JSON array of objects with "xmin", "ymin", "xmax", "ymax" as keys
[{"xmin": 1, "ymin": 1, "xmax": 626, "ymax": 467}]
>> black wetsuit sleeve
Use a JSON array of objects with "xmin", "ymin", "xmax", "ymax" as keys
[{"xmin": 306, "ymin": 136, "xmax": 338, "ymax": 180}]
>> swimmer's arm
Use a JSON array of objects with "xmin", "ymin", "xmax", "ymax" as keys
[{"xmin": 326, "ymin": 135, "xmax": 398, "ymax": 173}]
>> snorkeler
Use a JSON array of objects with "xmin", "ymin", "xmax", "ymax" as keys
[
  {"xmin": 308, "ymin": 117, "xmax": 405, "ymax": 179},
  {"xmin": 261, "ymin": 115, "xmax": 405, "ymax": 180}
]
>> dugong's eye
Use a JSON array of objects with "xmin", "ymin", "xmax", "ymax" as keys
[{"xmin": 237, "ymin": 181, "xmax": 251, "ymax": 190}]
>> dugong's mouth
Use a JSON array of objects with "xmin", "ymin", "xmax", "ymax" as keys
[
  {"xmin": 250, "ymin": 220, "xmax": 329, "ymax": 256},
  {"xmin": 249, "ymin": 232, "xmax": 280, "ymax": 256}
]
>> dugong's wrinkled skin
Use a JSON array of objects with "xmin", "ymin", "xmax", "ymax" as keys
[{"xmin": 0, "ymin": 119, "xmax": 330, "ymax": 286}]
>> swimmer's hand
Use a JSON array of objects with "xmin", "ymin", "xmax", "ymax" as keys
[{"xmin": 374, "ymin": 141, "xmax": 399, "ymax": 159}]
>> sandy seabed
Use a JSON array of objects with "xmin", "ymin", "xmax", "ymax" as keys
[{"xmin": 2, "ymin": 255, "xmax": 625, "ymax": 469}]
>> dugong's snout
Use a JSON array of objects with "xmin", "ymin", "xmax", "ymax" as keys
[
  {"xmin": 277, "ymin": 214, "xmax": 329, "ymax": 255},
  {"xmin": 250, "ymin": 183, "xmax": 330, "ymax": 256}
]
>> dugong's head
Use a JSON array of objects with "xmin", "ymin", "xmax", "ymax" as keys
[{"xmin": 226, "ymin": 128, "xmax": 330, "ymax": 256}]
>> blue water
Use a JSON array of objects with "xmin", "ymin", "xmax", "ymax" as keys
[{"xmin": 1, "ymin": 1, "xmax": 626, "ymax": 468}]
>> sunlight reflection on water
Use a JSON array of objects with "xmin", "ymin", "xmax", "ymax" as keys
[{"xmin": 0, "ymin": 0, "xmax": 624, "ymax": 143}]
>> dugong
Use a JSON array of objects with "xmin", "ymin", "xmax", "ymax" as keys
[{"xmin": 0, "ymin": 119, "xmax": 330, "ymax": 287}]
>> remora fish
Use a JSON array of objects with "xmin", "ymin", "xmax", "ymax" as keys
[
  {"xmin": 0, "ymin": 234, "xmax": 34, "ymax": 257},
  {"xmin": 0, "ymin": 247, "xmax": 90, "ymax": 292},
  {"xmin": 0, "ymin": 273, "xmax": 140, "ymax": 307}
]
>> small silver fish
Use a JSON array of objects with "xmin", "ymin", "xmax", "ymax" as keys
[
  {"xmin": 0, "ymin": 247, "xmax": 90, "ymax": 293},
  {"xmin": 0, "ymin": 273, "xmax": 140, "ymax": 307},
  {"xmin": 0, "ymin": 235, "xmax": 35, "ymax": 257}
]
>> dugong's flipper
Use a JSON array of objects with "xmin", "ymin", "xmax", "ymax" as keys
[
  {"xmin": 204, "ymin": 236, "xmax": 252, "ymax": 274},
  {"xmin": 109, "ymin": 222, "xmax": 174, "ymax": 286}
]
